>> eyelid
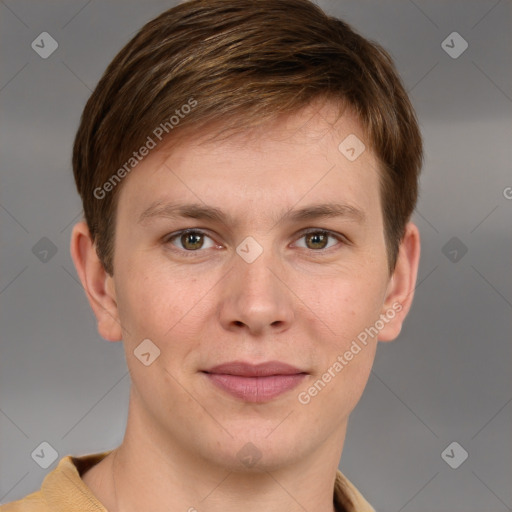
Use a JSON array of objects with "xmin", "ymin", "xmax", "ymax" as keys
[
  {"xmin": 295, "ymin": 227, "xmax": 348, "ymax": 241},
  {"xmin": 163, "ymin": 227, "xmax": 348, "ymax": 254}
]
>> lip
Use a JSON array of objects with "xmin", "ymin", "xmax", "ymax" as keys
[
  {"xmin": 205, "ymin": 361, "xmax": 306, "ymax": 377},
  {"xmin": 202, "ymin": 361, "xmax": 308, "ymax": 403}
]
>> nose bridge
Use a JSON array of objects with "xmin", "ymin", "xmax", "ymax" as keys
[
  {"xmin": 219, "ymin": 237, "xmax": 293, "ymax": 334},
  {"xmin": 234, "ymin": 237, "xmax": 282, "ymax": 301}
]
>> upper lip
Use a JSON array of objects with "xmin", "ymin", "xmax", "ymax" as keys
[{"xmin": 203, "ymin": 361, "xmax": 307, "ymax": 377}]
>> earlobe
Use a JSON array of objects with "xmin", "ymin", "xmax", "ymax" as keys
[
  {"xmin": 378, "ymin": 222, "xmax": 421, "ymax": 342},
  {"xmin": 70, "ymin": 221, "xmax": 123, "ymax": 342}
]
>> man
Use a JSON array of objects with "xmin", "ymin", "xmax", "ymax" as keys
[{"xmin": 2, "ymin": 0, "xmax": 422, "ymax": 510}]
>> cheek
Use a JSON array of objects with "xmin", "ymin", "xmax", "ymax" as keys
[
  {"xmin": 300, "ymin": 291, "xmax": 379, "ymax": 423},
  {"xmin": 114, "ymin": 261, "xmax": 212, "ymax": 357},
  {"xmin": 304, "ymin": 272, "xmax": 384, "ymax": 388},
  {"xmin": 115, "ymin": 273, "xmax": 163, "ymax": 336},
  {"xmin": 321, "ymin": 273, "xmax": 386, "ymax": 337}
]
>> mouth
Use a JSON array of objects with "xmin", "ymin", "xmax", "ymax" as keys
[{"xmin": 201, "ymin": 361, "xmax": 308, "ymax": 403}]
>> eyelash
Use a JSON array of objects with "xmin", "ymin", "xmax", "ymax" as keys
[{"xmin": 163, "ymin": 228, "xmax": 348, "ymax": 257}]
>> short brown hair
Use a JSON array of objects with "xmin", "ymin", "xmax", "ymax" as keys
[{"xmin": 73, "ymin": 0, "xmax": 423, "ymax": 276}]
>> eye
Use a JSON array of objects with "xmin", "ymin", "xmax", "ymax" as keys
[
  {"xmin": 293, "ymin": 229, "xmax": 344, "ymax": 251},
  {"xmin": 164, "ymin": 228, "xmax": 346, "ymax": 255},
  {"xmin": 165, "ymin": 229, "xmax": 217, "ymax": 251}
]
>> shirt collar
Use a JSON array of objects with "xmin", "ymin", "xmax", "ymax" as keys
[{"xmin": 41, "ymin": 451, "xmax": 374, "ymax": 512}]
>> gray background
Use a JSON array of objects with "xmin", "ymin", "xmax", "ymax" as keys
[{"xmin": 1, "ymin": 1, "xmax": 511, "ymax": 510}]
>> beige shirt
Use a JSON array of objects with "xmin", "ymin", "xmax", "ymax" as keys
[{"xmin": 1, "ymin": 451, "xmax": 375, "ymax": 512}]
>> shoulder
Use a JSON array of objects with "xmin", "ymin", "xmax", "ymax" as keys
[
  {"xmin": 335, "ymin": 469, "xmax": 376, "ymax": 512},
  {"xmin": 0, "ymin": 491, "xmax": 49, "ymax": 512},
  {"xmin": 1, "ymin": 451, "xmax": 112, "ymax": 512}
]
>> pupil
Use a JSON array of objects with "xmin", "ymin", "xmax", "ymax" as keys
[
  {"xmin": 308, "ymin": 232, "xmax": 327, "ymax": 249},
  {"xmin": 184, "ymin": 233, "xmax": 202, "ymax": 249}
]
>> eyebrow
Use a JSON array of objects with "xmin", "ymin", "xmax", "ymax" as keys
[{"xmin": 137, "ymin": 201, "xmax": 366, "ymax": 227}]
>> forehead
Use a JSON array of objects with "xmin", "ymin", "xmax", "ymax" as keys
[{"xmin": 116, "ymin": 103, "xmax": 383, "ymax": 229}]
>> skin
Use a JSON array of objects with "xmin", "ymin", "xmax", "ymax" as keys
[{"xmin": 71, "ymin": 100, "xmax": 420, "ymax": 512}]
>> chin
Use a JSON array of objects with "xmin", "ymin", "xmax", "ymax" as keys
[{"xmin": 203, "ymin": 427, "xmax": 304, "ymax": 472}]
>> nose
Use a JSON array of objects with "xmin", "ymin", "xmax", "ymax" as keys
[{"xmin": 218, "ymin": 249, "xmax": 295, "ymax": 336}]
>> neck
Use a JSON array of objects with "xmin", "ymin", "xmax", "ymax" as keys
[{"xmin": 85, "ymin": 394, "xmax": 347, "ymax": 512}]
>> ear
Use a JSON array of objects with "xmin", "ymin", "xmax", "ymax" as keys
[
  {"xmin": 70, "ymin": 221, "xmax": 123, "ymax": 342},
  {"xmin": 377, "ymin": 222, "xmax": 421, "ymax": 342}
]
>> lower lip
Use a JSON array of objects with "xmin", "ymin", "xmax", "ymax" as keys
[{"xmin": 204, "ymin": 373, "xmax": 307, "ymax": 402}]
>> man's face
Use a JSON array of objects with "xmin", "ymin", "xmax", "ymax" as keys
[{"xmin": 106, "ymin": 102, "xmax": 400, "ymax": 469}]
